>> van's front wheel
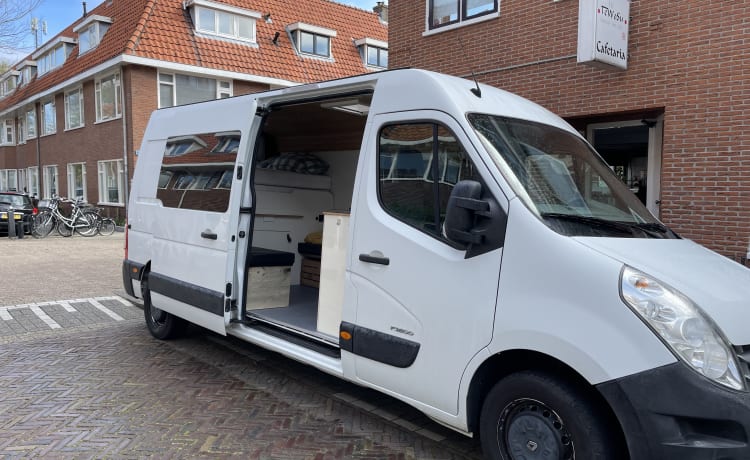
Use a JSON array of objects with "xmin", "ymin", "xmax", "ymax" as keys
[
  {"xmin": 142, "ymin": 276, "xmax": 187, "ymax": 340},
  {"xmin": 480, "ymin": 370, "xmax": 622, "ymax": 460}
]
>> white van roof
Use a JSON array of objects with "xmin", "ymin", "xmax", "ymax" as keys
[{"xmin": 261, "ymin": 68, "xmax": 579, "ymax": 136}]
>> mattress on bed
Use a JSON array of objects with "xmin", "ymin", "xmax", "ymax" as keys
[{"xmin": 254, "ymin": 167, "xmax": 331, "ymax": 190}]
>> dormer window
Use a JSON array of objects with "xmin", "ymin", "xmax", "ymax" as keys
[
  {"xmin": 287, "ymin": 23, "xmax": 336, "ymax": 59},
  {"xmin": 355, "ymin": 38, "xmax": 388, "ymax": 68},
  {"xmin": 164, "ymin": 135, "xmax": 207, "ymax": 157},
  {"xmin": 18, "ymin": 62, "xmax": 36, "ymax": 86},
  {"xmin": 212, "ymin": 132, "xmax": 241, "ymax": 153},
  {"xmin": 0, "ymin": 72, "xmax": 18, "ymax": 97},
  {"xmin": 186, "ymin": 0, "xmax": 259, "ymax": 43},
  {"xmin": 33, "ymin": 37, "xmax": 76, "ymax": 76},
  {"xmin": 73, "ymin": 15, "xmax": 112, "ymax": 54}
]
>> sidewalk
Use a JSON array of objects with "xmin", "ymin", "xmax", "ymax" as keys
[{"xmin": 0, "ymin": 233, "xmax": 124, "ymax": 306}]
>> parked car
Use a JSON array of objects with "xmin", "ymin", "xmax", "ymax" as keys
[{"xmin": 0, "ymin": 192, "xmax": 37, "ymax": 234}]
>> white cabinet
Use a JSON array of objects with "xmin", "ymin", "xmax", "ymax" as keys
[{"xmin": 316, "ymin": 212, "xmax": 350, "ymax": 337}]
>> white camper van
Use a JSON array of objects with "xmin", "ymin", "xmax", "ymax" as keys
[{"xmin": 123, "ymin": 69, "xmax": 750, "ymax": 459}]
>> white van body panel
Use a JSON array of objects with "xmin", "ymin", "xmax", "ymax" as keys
[
  {"xmin": 489, "ymin": 199, "xmax": 677, "ymax": 384},
  {"xmin": 576, "ymin": 237, "xmax": 750, "ymax": 345},
  {"xmin": 348, "ymin": 110, "xmax": 509, "ymax": 416},
  {"xmin": 128, "ymin": 96, "xmax": 257, "ymax": 335}
]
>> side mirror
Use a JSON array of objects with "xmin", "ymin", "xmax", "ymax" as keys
[{"xmin": 444, "ymin": 180, "xmax": 489, "ymax": 246}]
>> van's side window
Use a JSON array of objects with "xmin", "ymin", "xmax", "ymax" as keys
[
  {"xmin": 156, "ymin": 131, "xmax": 240, "ymax": 212},
  {"xmin": 378, "ymin": 122, "xmax": 478, "ymax": 241}
]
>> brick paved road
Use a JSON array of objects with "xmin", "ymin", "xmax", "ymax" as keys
[{"xmin": 0, "ymin": 233, "xmax": 483, "ymax": 459}]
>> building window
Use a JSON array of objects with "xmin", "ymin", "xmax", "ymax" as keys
[
  {"xmin": 18, "ymin": 64, "xmax": 36, "ymax": 86},
  {"xmin": 0, "ymin": 169, "xmax": 18, "ymax": 191},
  {"xmin": 158, "ymin": 72, "xmax": 232, "ymax": 108},
  {"xmin": 41, "ymin": 99, "xmax": 56, "ymax": 135},
  {"xmin": 355, "ymin": 38, "xmax": 388, "ymax": 68},
  {"xmin": 287, "ymin": 23, "xmax": 336, "ymax": 59},
  {"xmin": 26, "ymin": 108, "xmax": 36, "ymax": 139},
  {"xmin": 1, "ymin": 75, "xmax": 17, "ymax": 97},
  {"xmin": 194, "ymin": 4, "xmax": 257, "ymax": 43},
  {"xmin": 429, "ymin": 0, "xmax": 498, "ymax": 29},
  {"xmin": 67, "ymin": 162, "xmax": 87, "ymax": 201},
  {"xmin": 43, "ymin": 165, "xmax": 58, "ymax": 198},
  {"xmin": 367, "ymin": 46, "xmax": 388, "ymax": 68},
  {"xmin": 98, "ymin": 159, "xmax": 124, "ymax": 205},
  {"xmin": 1, "ymin": 119, "xmax": 14, "ymax": 145},
  {"xmin": 26, "ymin": 167, "xmax": 39, "ymax": 197},
  {"xmin": 75, "ymin": 17, "xmax": 111, "ymax": 54},
  {"xmin": 95, "ymin": 73, "xmax": 121, "ymax": 122},
  {"xmin": 17, "ymin": 117, "xmax": 25, "ymax": 144},
  {"xmin": 36, "ymin": 43, "xmax": 73, "ymax": 76},
  {"xmin": 65, "ymin": 87, "xmax": 84, "ymax": 130}
]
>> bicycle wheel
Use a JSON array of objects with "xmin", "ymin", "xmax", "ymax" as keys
[
  {"xmin": 57, "ymin": 219, "xmax": 73, "ymax": 237},
  {"xmin": 98, "ymin": 218, "xmax": 116, "ymax": 236},
  {"xmin": 32, "ymin": 211, "xmax": 55, "ymax": 238},
  {"xmin": 75, "ymin": 213, "xmax": 99, "ymax": 237}
]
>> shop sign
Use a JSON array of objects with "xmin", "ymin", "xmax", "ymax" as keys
[{"xmin": 577, "ymin": 0, "xmax": 630, "ymax": 70}]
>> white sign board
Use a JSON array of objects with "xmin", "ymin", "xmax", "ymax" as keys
[{"xmin": 577, "ymin": 0, "xmax": 630, "ymax": 70}]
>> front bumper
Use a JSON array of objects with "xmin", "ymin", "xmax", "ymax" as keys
[{"xmin": 597, "ymin": 362, "xmax": 750, "ymax": 459}]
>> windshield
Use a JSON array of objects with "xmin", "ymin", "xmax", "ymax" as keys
[
  {"xmin": 468, "ymin": 114, "xmax": 676, "ymax": 239},
  {"xmin": 0, "ymin": 194, "xmax": 30, "ymax": 208}
]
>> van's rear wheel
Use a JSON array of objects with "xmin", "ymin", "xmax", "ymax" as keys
[
  {"xmin": 142, "ymin": 276, "xmax": 187, "ymax": 340},
  {"xmin": 480, "ymin": 370, "xmax": 621, "ymax": 460}
]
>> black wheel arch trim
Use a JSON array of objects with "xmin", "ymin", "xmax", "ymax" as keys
[
  {"xmin": 339, "ymin": 321, "xmax": 420, "ymax": 368},
  {"xmin": 148, "ymin": 271, "xmax": 225, "ymax": 316}
]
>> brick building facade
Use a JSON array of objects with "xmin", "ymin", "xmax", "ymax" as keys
[
  {"xmin": 0, "ymin": 0, "xmax": 387, "ymax": 221},
  {"xmin": 388, "ymin": 0, "xmax": 749, "ymax": 259}
]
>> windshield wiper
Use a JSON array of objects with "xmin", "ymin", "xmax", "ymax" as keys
[{"xmin": 541, "ymin": 213, "xmax": 672, "ymax": 238}]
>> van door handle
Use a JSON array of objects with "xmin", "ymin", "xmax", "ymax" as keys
[
  {"xmin": 201, "ymin": 230, "xmax": 218, "ymax": 240},
  {"xmin": 359, "ymin": 254, "xmax": 390, "ymax": 266}
]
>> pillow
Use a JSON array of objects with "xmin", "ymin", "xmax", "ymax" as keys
[{"xmin": 258, "ymin": 153, "xmax": 329, "ymax": 175}]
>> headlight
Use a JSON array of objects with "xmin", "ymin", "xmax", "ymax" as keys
[{"xmin": 620, "ymin": 266, "xmax": 745, "ymax": 391}]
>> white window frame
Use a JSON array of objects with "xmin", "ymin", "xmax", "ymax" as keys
[
  {"xmin": 73, "ymin": 15, "xmax": 112, "ymax": 54},
  {"xmin": 18, "ymin": 62, "xmax": 37, "ymax": 87},
  {"xmin": 1, "ymin": 118, "xmax": 14, "ymax": 145},
  {"xmin": 64, "ymin": 87, "xmax": 84, "ymax": 130},
  {"xmin": 0, "ymin": 169, "xmax": 18, "ymax": 191},
  {"xmin": 158, "ymin": 71, "xmax": 231, "ymax": 108},
  {"xmin": 188, "ymin": 0, "xmax": 260, "ymax": 43},
  {"xmin": 25, "ymin": 108, "xmax": 36, "ymax": 139},
  {"xmin": 95, "ymin": 72, "xmax": 122, "ymax": 122},
  {"xmin": 97, "ymin": 159, "xmax": 125, "ymax": 205},
  {"xmin": 1, "ymin": 73, "xmax": 18, "ymax": 97},
  {"xmin": 355, "ymin": 38, "xmax": 388, "ymax": 69},
  {"xmin": 287, "ymin": 22, "xmax": 337, "ymax": 59},
  {"xmin": 35, "ymin": 43, "xmax": 73, "ymax": 76},
  {"xmin": 67, "ymin": 162, "xmax": 87, "ymax": 201},
  {"xmin": 425, "ymin": 0, "xmax": 499, "ymax": 34},
  {"xmin": 17, "ymin": 116, "xmax": 25, "ymax": 144},
  {"xmin": 43, "ymin": 165, "xmax": 58, "ymax": 199},
  {"xmin": 41, "ymin": 99, "xmax": 56, "ymax": 136},
  {"xmin": 26, "ymin": 166, "xmax": 39, "ymax": 197}
]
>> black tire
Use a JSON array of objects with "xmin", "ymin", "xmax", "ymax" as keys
[
  {"xmin": 479, "ymin": 370, "xmax": 623, "ymax": 460},
  {"xmin": 142, "ymin": 276, "xmax": 187, "ymax": 340},
  {"xmin": 75, "ymin": 213, "xmax": 99, "ymax": 237},
  {"xmin": 57, "ymin": 219, "xmax": 73, "ymax": 237},
  {"xmin": 32, "ymin": 211, "xmax": 55, "ymax": 238},
  {"xmin": 98, "ymin": 218, "xmax": 116, "ymax": 236}
]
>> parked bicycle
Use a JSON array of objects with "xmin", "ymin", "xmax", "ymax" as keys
[{"xmin": 32, "ymin": 197, "xmax": 100, "ymax": 238}]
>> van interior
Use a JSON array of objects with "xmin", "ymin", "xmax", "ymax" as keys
[{"xmin": 241, "ymin": 93, "xmax": 373, "ymax": 351}]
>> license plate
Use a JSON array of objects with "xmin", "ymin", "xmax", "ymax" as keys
[{"xmin": 0, "ymin": 212, "xmax": 22, "ymax": 220}]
